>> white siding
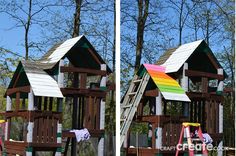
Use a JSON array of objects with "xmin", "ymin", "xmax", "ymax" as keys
[{"xmin": 162, "ymin": 40, "xmax": 203, "ymax": 73}]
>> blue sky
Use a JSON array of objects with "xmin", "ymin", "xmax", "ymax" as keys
[
  {"xmin": 0, "ymin": 0, "xmax": 115, "ymax": 64},
  {"xmin": 0, "ymin": 0, "xmax": 232, "ymax": 67},
  {"xmin": 0, "ymin": 15, "xmax": 25, "ymax": 56}
]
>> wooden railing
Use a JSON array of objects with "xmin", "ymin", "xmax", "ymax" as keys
[
  {"xmin": 33, "ymin": 111, "xmax": 61, "ymax": 144},
  {"xmin": 5, "ymin": 111, "xmax": 61, "ymax": 143},
  {"xmin": 136, "ymin": 115, "xmax": 188, "ymax": 148}
]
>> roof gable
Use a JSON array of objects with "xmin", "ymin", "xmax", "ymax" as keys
[
  {"xmin": 7, "ymin": 61, "xmax": 63, "ymax": 98},
  {"xmin": 8, "ymin": 62, "xmax": 29, "ymax": 89},
  {"xmin": 156, "ymin": 40, "xmax": 226, "ymax": 77},
  {"xmin": 161, "ymin": 40, "xmax": 203, "ymax": 73},
  {"xmin": 40, "ymin": 35, "xmax": 112, "ymax": 73}
]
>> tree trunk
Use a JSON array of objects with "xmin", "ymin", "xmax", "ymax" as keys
[
  {"xmin": 194, "ymin": 22, "xmax": 198, "ymax": 40},
  {"xmin": 106, "ymin": 2, "xmax": 116, "ymax": 156},
  {"xmin": 134, "ymin": 0, "xmax": 149, "ymax": 73},
  {"xmin": 70, "ymin": 1, "xmax": 83, "ymax": 155},
  {"xmin": 231, "ymin": 30, "xmax": 235, "ymax": 88},
  {"xmin": 25, "ymin": 0, "xmax": 32, "ymax": 60},
  {"xmin": 72, "ymin": 0, "xmax": 82, "ymax": 37},
  {"xmin": 178, "ymin": 0, "xmax": 184, "ymax": 45},
  {"xmin": 206, "ymin": 10, "xmax": 210, "ymax": 45},
  {"xmin": 113, "ymin": 1, "xmax": 116, "ymax": 73}
]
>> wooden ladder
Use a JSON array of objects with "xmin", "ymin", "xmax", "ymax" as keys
[{"xmin": 120, "ymin": 72, "xmax": 150, "ymax": 147}]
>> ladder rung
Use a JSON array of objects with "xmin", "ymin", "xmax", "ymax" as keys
[
  {"xmin": 120, "ymin": 118, "xmax": 125, "ymax": 122},
  {"xmin": 121, "ymin": 104, "xmax": 132, "ymax": 108},
  {"xmin": 128, "ymin": 92, "xmax": 136, "ymax": 96},
  {"xmin": 133, "ymin": 79, "xmax": 142, "ymax": 83}
]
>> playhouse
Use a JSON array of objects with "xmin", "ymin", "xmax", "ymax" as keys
[
  {"xmin": 121, "ymin": 40, "xmax": 226, "ymax": 156},
  {"xmin": 3, "ymin": 35, "xmax": 112, "ymax": 156}
]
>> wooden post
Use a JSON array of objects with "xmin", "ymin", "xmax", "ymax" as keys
[
  {"xmin": 5, "ymin": 96, "xmax": 11, "ymax": 141},
  {"xmin": 98, "ymin": 64, "xmax": 106, "ymax": 156},
  {"xmin": 5, "ymin": 96, "xmax": 11, "ymax": 142},
  {"xmin": 71, "ymin": 73, "xmax": 79, "ymax": 156},
  {"xmin": 181, "ymin": 63, "xmax": 189, "ymax": 91},
  {"xmin": 78, "ymin": 97, "xmax": 82, "ymax": 129},
  {"xmin": 26, "ymin": 122, "xmax": 34, "ymax": 142},
  {"xmin": 4, "ymin": 120, "xmax": 8, "ymax": 141},
  {"xmin": 28, "ymin": 88, "xmax": 34, "ymax": 111},
  {"xmin": 6, "ymin": 96, "xmax": 12, "ymax": 111},
  {"xmin": 49, "ymin": 97, "xmax": 53, "ymax": 111},
  {"xmin": 55, "ymin": 121, "xmax": 62, "ymax": 156},
  {"xmin": 155, "ymin": 92, "xmax": 162, "ymax": 149},
  {"xmin": 27, "ymin": 88, "xmax": 34, "ymax": 156},
  {"xmin": 218, "ymin": 103, "xmax": 223, "ymax": 155},
  {"xmin": 55, "ymin": 98, "xmax": 63, "ymax": 156},
  {"xmin": 58, "ymin": 59, "xmax": 64, "ymax": 88},
  {"xmin": 202, "ymin": 77, "xmax": 208, "ymax": 93},
  {"xmin": 57, "ymin": 98, "xmax": 63, "ymax": 113},
  {"xmin": 217, "ymin": 68, "xmax": 223, "ymax": 94},
  {"xmin": 181, "ymin": 63, "xmax": 189, "ymax": 117},
  {"xmin": 217, "ymin": 68, "xmax": 223, "ymax": 156}
]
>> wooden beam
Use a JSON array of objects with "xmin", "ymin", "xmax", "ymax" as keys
[
  {"xmin": 5, "ymin": 111, "xmax": 29, "ymax": 119},
  {"xmin": 13, "ymin": 73, "xmax": 21, "ymax": 88},
  {"xmin": 4, "ymin": 141, "xmax": 28, "ymax": 147},
  {"xmin": 61, "ymin": 88, "xmax": 106, "ymax": 98},
  {"xmin": 87, "ymin": 48, "xmax": 102, "ymax": 65},
  {"xmin": 187, "ymin": 92, "xmax": 224, "ymax": 102},
  {"xmin": 5, "ymin": 110, "xmax": 61, "ymax": 121},
  {"xmin": 206, "ymin": 53, "xmax": 220, "ymax": 69},
  {"xmin": 6, "ymin": 86, "xmax": 30, "ymax": 96},
  {"xmin": 136, "ymin": 115, "xmax": 188, "ymax": 127},
  {"xmin": 144, "ymin": 89, "xmax": 159, "ymax": 97},
  {"xmin": 29, "ymin": 143, "xmax": 61, "ymax": 148},
  {"xmin": 60, "ymin": 66, "xmax": 107, "ymax": 76},
  {"xmin": 126, "ymin": 147, "xmax": 158, "ymax": 155},
  {"xmin": 185, "ymin": 70, "xmax": 224, "ymax": 80}
]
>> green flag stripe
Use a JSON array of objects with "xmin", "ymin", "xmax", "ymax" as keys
[{"xmin": 157, "ymin": 84, "xmax": 185, "ymax": 94}]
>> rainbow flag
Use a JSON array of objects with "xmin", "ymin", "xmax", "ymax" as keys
[{"xmin": 142, "ymin": 64, "xmax": 190, "ymax": 102}]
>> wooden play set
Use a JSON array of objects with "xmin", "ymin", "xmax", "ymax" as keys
[
  {"xmin": 2, "ymin": 35, "xmax": 112, "ymax": 156},
  {"xmin": 120, "ymin": 40, "xmax": 226, "ymax": 156}
]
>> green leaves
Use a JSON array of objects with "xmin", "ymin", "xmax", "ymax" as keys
[{"xmin": 0, "ymin": 47, "xmax": 21, "ymax": 87}]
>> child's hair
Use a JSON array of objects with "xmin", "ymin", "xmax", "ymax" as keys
[{"xmin": 202, "ymin": 129, "xmax": 207, "ymax": 133}]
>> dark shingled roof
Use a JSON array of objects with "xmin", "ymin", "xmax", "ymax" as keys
[
  {"xmin": 156, "ymin": 47, "xmax": 179, "ymax": 65},
  {"xmin": 39, "ymin": 43, "xmax": 62, "ymax": 62},
  {"xmin": 21, "ymin": 60, "xmax": 54, "ymax": 74}
]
